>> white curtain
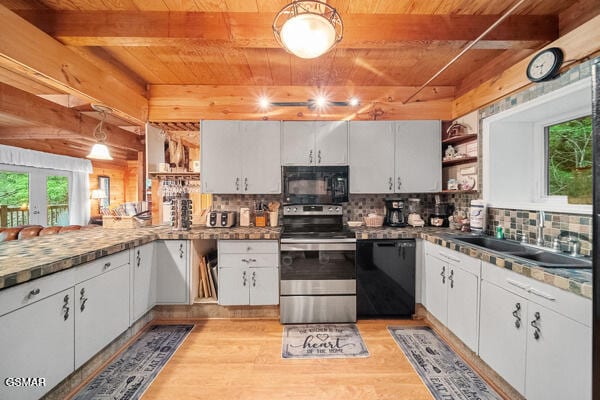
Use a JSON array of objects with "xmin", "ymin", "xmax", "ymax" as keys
[{"xmin": 0, "ymin": 144, "xmax": 93, "ymax": 225}]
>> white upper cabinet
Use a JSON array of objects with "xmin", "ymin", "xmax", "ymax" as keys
[
  {"xmin": 350, "ymin": 120, "xmax": 441, "ymax": 193},
  {"xmin": 282, "ymin": 121, "xmax": 348, "ymax": 166},
  {"xmin": 395, "ymin": 120, "xmax": 441, "ymax": 193},
  {"xmin": 349, "ymin": 121, "xmax": 396, "ymax": 193},
  {"xmin": 201, "ymin": 120, "xmax": 281, "ymax": 194}
]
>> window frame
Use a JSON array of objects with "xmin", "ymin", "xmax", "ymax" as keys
[{"xmin": 482, "ymin": 78, "xmax": 592, "ymax": 215}]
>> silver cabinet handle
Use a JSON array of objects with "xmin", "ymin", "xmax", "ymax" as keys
[
  {"xmin": 28, "ymin": 288, "xmax": 40, "ymax": 299},
  {"xmin": 388, "ymin": 177, "xmax": 393, "ymax": 191},
  {"xmin": 317, "ymin": 150, "xmax": 322, "ymax": 164},
  {"xmin": 252, "ymin": 271, "xmax": 256, "ymax": 287},
  {"xmin": 63, "ymin": 294, "xmax": 70, "ymax": 321},
  {"xmin": 242, "ymin": 270, "xmax": 247, "ymax": 287},
  {"xmin": 235, "ymin": 177, "xmax": 240, "ymax": 191},
  {"xmin": 309, "ymin": 149, "xmax": 313, "ymax": 164},
  {"xmin": 440, "ymin": 265, "xmax": 446, "ymax": 284},
  {"xmin": 397, "ymin": 177, "xmax": 401, "ymax": 190},
  {"xmin": 179, "ymin": 243, "xmax": 184, "ymax": 259},
  {"xmin": 80, "ymin": 287, "xmax": 88, "ymax": 312},
  {"xmin": 512, "ymin": 303, "xmax": 521, "ymax": 328},
  {"xmin": 448, "ymin": 269, "xmax": 454, "ymax": 289},
  {"xmin": 136, "ymin": 249, "xmax": 141, "ymax": 268},
  {"xmin": 529, "ymin": 287, "xmax": 555, "ymax": 301},
  {"xmin": 506, "ymin": 279, "xmax": 529, "ymax": 291},
  {"xmin": 244, "ymin": 177, "xmax": 248, "ymax": 191},
  {"xmin": 530, "ymin": 311, "xmax": 541, "ymax": 340}
]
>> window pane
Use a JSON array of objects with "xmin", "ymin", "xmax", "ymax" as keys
[
  {"xmin": 0, "ymin": 171, "xmax": 30, "ymax": 227},
  {"xmin": 47, "ymin": 176, "xmax": 69, "ymax": 226},
  {"xmin": 547, "ymin": 115, "xmax": 592, "ymax": 204}
]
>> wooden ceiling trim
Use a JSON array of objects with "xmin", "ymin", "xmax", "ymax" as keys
[
  {"xmin": 16, "ymin": 11, "xmax": 558, "ymax": 48},
  {"xmin": 0, "ymin": 127, "xmax": 83, "ymax": 139},
  {"xmin": 452, "ymin": 14, "xmax": 600, "ymax": 118},
  {"xmin": 0, "ymin": 5, "xmax": 148, "ymax": 125},
  {"xmin": 558, "ymin": 0, "xmax": 600, "ymax": 35},
  {"xmin": 148, "ymin": 84, "xmax": 454, "ymax": 121},
  {"xmin": 0, "ymin": 82, "xmax": 144, "ymax": 152}
]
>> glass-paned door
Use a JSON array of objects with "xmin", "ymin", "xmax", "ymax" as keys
[
  {"xmin": 0, "ymin": 171, "xmax": 30, "ymax": 227},
  {"xmin": 0, "ymin": 166, "xmax": 71, "ymax": 228}
]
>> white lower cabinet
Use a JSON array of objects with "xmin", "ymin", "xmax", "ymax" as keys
[
  {"xmin": 424, "ymin": 242, "xmax": 480, "ymax": 351},
  {"xmin": 0, "ymin": 288, "xmax": 75, "ymax": 400},
  {"xmin": 218, "ymin": 240, "xmax": 279, "ymax": 306},
  {"xmin": 156, "ymin": 240, "xmax": 190, "ymax": 304},
  {"xmin": 479, "ymin": 262, "xmax": 592, "ymax": 400},
  {"xmin": 75, "ymin": 264, "xmax": 130, "ymax": 368},
  {"xmin": 131, "ymin": 242, "xmax": 156, "ymax": 322}
]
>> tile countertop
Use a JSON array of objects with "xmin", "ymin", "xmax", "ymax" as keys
[{"xmin": 0, "ymin": 225, "xmax": 592, "ymax": 300}]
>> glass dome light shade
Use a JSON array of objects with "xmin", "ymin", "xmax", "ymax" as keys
[{"xmin": 280, "ymin": 13, "xmax": 336, "ymax": 59}]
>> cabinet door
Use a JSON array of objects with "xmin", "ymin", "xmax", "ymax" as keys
[
  {"xmin": 424, "ymin": 254, "xmax": 447, "ymax": 324},
  {"xmin": 525, "ymin": 305, "xmax": 592, "ymax": 400},
  {"xmin": 241, "ymin": 121, "xmax": 281, "ymax": 194},
  {"xmin": 349, "ymin": 121, "xmax": 395, "ymax": 193},
  {"xmin": 132, "ymin": 242, "xmax": 156, "ymax": 322},
  {"xmin": 249, "ymin": 267, "xmax": 279, "ymax": 305},
  {"xmin": 0, "ymin": 288, "xmax": 74, "ymax": 400},
  {"xmin": 218, "ymin": 268, "xmax": 249, "ymax": 305},
  {"xmin": 315, "ymin": 121, "xmax": 348, "ymax": 165},
  {"xmin": 156, "ymin": 240, "xmax": 189, "ymax": 304},
  {"xmin": 282, "ymin": 121, "xmax": 315, "ymax": 165},
  {"xmin": 201, "ymin": 120, "xmax": 242, "ymax": 193},
  {"xmin": 446, "ymin": 265, "xmax": 479, "ymax": 351},
  {"xmin": 479, "ymin": 280, "xmax": 527, "ymax": 394},
  {"xmin": 75, "ymin": 264, "xmax": 130, "ymax": 368},
  {"xmin": 395, "ymin": 120, "xmax": 441, "ymax": 193}
]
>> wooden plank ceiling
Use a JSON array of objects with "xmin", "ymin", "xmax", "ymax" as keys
[{"xmin": 0, "ymin": 0, "xmax": 596, "ymax": 163}]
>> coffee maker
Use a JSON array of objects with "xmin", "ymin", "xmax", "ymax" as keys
[
  {"xmin": 430, "ymin": 202, "xmax": 454, "ymax": 227},
  {"xmin": 384, "ymin": 199, "xmax": 407, "ymax": 227}
]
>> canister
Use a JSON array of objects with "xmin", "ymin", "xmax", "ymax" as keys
[
  {"xmin": 239, "ymin": 207, "xmax": 250, "ymax": 227},
  {"xmin": 470, "ymin": 200, "xmax": 486, "ymax": 233}
]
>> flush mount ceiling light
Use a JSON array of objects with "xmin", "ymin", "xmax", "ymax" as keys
[
  {"xmin": 87, "ymin": 104, "xmax": 113, "ymax": 160},
  {"xmin": 273, "ymin": 0, "xmax": 343, "ymax": 59}
]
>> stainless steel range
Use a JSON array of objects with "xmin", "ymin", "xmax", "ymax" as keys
[{"xmin": 279, "ymin": 204, "xmax": 356, "ymax": 324}]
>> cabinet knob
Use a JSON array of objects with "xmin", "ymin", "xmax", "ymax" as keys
[
  {"xmin": 28, "ymin": 288, "xmax": 40, "ymax": 299},
  {"xmin": 242, "ymin": 270, "xmax": 247, "ymax": 286},
  {"xmin": 235, "ymin": 177, "xmax": 240, "ymax": 191},
  {"xmin": 252, "ymin": 271, "xmax": 256, "ymax": 287},
  {"xmin": 104, "ymin": 262, "xmax": 111, "ymax": 270}
]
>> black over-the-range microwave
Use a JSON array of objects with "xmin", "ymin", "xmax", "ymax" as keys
[{"xmin": 282, "ymin": 166, "xmax": 349, "ymax": 204}]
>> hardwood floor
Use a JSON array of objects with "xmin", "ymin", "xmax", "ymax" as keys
[{"xmin": 141, "ymin": 319, "xmax": 435, "ymax": 400}]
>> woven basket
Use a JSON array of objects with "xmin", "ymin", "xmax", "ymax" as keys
[{"xmin": 363, "ymin": 215, "xmax": 384, "ymax": 227}]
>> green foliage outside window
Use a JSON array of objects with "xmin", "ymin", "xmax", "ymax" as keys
[
  {"xmin": 547, "ymin": 115, "xmax": 592, "ymax": 204},
  {"xmin": 0, "ymin": 172, "xmax": 29, "ymax": 206}
]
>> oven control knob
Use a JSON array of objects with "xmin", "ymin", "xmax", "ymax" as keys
[
  {"xmin": 328, "ymin": 207, "xmax": 333, "ymax": 211},
  {"xmin": 336, "ymin": 207, "xmax": 341, "ymax": 211},
  {"xmin": 293, "ymin": 207, "xmax": 297, "ymax": 211}
]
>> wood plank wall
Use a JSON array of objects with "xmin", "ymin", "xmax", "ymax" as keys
[{"xmin": 89, "ymin": 161, "xmax": 140, "ymax": 216}]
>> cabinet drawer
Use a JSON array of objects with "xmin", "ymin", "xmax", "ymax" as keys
[
  {"xmin": 73, "ymin": 250, "xmax": 130, "ymax": 284},
  {"xmin": 219, "ymin": 253, "xmax": 279, "ymax": 268},
  {"xmin": 218, "ymin": 240, "xmax": 278, "ymax": 254},
  {"xmin": 425, "ymin": 241, "xmax": 480, "ymax": 275},
  {"xmin": 482, "ymin": 261, "xmax": 591, "ymax": 327},
  {"xmin": 0, "ymin": 268, "xmax": 76, "ymax": 317}
]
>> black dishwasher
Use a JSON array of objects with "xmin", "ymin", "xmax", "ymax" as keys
[{"xmin": 356, "ymin": 239, "xmax": 416, "ymax": 317}]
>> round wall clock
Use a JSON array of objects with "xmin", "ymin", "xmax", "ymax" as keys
[{"xmin": 526, "ymin": 47, "xmax": 564, "ymax": 82}]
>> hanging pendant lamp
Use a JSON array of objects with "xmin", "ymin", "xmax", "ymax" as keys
[{"xmin": 87, "ymin": 104, "xmax": 113, "ymax": 160}]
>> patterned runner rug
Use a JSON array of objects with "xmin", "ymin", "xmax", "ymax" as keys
[
  {"xmin": 388, "ymin": 326, "xmax": 502, "ymax": 400},
  {"xmin": 282, "ymin": 324, "xmax": 370, "ymax": 359},
  {"xmin": 72, "ymin": 324, "xmax": 194, "ymax": 400}
]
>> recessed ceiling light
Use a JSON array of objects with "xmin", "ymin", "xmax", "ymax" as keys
[
  {"xmin": 315, "ymin": 96, "xmax": 328, "ymax": 108},
  {"xmin": 349, "ymin": 97, "xmax": 360, "ymax": 106},
  {"xmin": 258, "ymin": 97, "xmax": 271, "ymax": 109}
]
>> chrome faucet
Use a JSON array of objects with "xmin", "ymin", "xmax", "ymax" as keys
[
  {"xmin": 553, "ymin": 231, "xmax": 581, "ymax": 256},
  {"xmin": 536, "ymin": 210, "xmax": 545, "ymax": 246}
]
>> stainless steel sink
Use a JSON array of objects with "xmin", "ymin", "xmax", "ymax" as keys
[{"xmin": 445, "ymin": 234, "xmax": 591, "ymax": 269}]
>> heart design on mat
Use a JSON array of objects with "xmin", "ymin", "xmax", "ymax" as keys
[{"xmin": 316, "ymin": 334, "xmax": 329, "ymax": 341}]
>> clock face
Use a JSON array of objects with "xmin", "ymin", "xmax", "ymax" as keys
[{"xmin": 526, "ymin": 48, "xmax": 563, "ymax": 82}]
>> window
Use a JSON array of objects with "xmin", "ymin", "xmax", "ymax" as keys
[
  {"xmin": 546, "ymin": 115, "xmax": 592, "ymax": 204},
  {"xmin": 482, "ymin": 79, "xmax": 592, "ymax": 214},
  {"xmin": 0, "ymin": 171, "xmax": 30, "ymax": 227}
]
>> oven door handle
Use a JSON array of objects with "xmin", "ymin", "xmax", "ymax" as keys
[{"xmin": 281, "ymin": 241, "xmax": 356, "ymax": 252}]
